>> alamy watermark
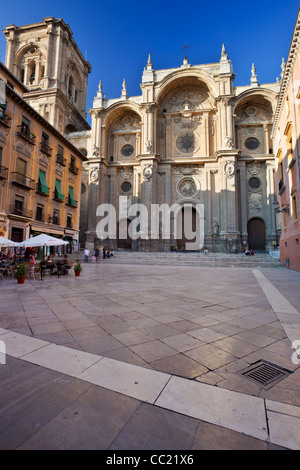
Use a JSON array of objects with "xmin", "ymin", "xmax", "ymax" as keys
[
  {"xmin": 292, "ymin": 340, "xmax": 300, "ymax": 365},
  {"xmin": 0, "ymin": 340, "xmax": 6, "ymax": 365},
  {"xmin": 95, "ymin": 197, "xmax": 205, "ymax": 251}
]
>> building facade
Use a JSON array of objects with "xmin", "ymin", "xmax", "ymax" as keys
[
  {"xmin": 0, "ymin": 62, "xmax": 86, "ymax": 244},
  {"xmin": 3, "ymin": 17, "xmax": 91, "ymax": 135},
  {"xmin": 74, "ymin": 48, "xmax": 279, "ymax": 253},
  {"xmin": 272, "ymin": 9, "xmax": 300, "ymax": 272}
]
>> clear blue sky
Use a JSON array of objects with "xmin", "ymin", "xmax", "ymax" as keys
[{"xmin": 0, "ymin": 0, "xmax": 299, "ymax": 125}]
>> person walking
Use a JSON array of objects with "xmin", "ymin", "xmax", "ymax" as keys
[{"xmin": 83, "ymin": 248, "xmax": 90, "ymax": 263}]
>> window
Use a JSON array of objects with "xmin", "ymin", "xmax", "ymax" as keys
[
  {"xmin": 282, "ymin": 204, "xmax": 287, "ymax": 228},
  {"xmin": 57, "ymin": 145, "xmax": 64, "ymax": 157},
  {"xmin": 54, "ymin": 179, "xmax": 64, "ymax": 201},
  {"xmin": 53, "ymin": 209, "xmax": 60, "ymax": 225},
  {"xmin": 0, "ymin": 147, "xmax": 3, "ymax": 166},
  {"xmin": 17, "ymin": 157, "xmax": 27, "ymax": 176},
  {"xmin": 68, "ymin": 186, "xmax": 76, "ymax": 206},
  {"xmin": 278, "ymin": 160, "xmax": 284, "ymax": 193},
  {"xmin": 36, "ymin": 204, "xmax": 44, "ymax": 222},
  {"xmin": 67, "ymin": 214, "xmax": 72, "ymax": 228},
  {"xmin": 292, "ymin": 193, "xmax": 298, "ymax": 222},
  {"xmin": 14, "ymin": 196, "xmax": 24, "ymax": 216},
  {"xmin": 38, "ymin": 169, "xmax": 49, "ymax": 195}
]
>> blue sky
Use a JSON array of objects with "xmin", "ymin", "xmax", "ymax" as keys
[{"xmin": 0, "ymin": 0, "xmax": 299, "ymax": 124}]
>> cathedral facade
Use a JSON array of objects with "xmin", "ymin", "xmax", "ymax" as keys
[
  {"xmin": 3, "ymin": 18, "xmax": 280, "ymax": 252},
  {"xmin": 77, "ymin": 47, "xmax": 279, "ymax": 252}
]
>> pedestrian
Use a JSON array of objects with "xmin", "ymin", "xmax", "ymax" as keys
[
  {"xmin": 103, "ymin": 248, "xmax": 106, "ymax": 259},
  {"xmin": 94, "ymin": 248, "xmax": 99, "ymax": 262},
  {"xmin": 83, "ymin": 248, "xmax": 90, "ymax": 262}
]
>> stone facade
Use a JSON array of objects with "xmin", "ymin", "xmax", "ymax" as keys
[
  {"xmin": 272, "ymin": 9, "xmax": 300, "ymax": 272},
  {"xmin": 73, "ymin": 48, "xmax": 279, "ymax": 253}
]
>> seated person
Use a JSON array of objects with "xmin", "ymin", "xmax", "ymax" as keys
[{"xmin": 63, "ymin": 254, "xmax": 71, "ymax": 273}]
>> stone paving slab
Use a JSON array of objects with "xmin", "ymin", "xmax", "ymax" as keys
[{"xmin": 0, "ymin": 261, "xmax": 300, "ymax": 449}]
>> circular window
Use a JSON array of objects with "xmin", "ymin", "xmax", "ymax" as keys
[
  {"xmin": 248, "ymin": 177, "xmax": 261, "ymax": 190},
  {"xmin": 245, "ymin": 137, "xmax": 260, "ymax": 150},
  {"xmin": 121, "ymin": 144, "xmax": 134, "ymax": 157},
  {"xmin": 120, "ymin": 181, "xmax": 132, "ymax": 193},
  {"xmin": 176, "ymin": 132, "xmax": 195, "ymax": 153}
]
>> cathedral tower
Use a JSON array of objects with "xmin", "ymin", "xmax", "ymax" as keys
[{"xmin": 3, "ymin": 17, "xmax": 91, "ymax": 134}]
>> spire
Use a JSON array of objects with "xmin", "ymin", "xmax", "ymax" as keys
[
  {"xmin": 94, "ymin": 79, "xmax": 104, "ymax": 107},
  {"xmin": 250, "ymin": 63, "xmax": 259, "ymax": 86},
  {"xmin": 147, "ymin": 53, "xmax": 153, "ymax": 71},
  {"xmin": 219, "ymin": 43, "xmax": 232, "ymax": 74},
  {"xmin": 121, "ymin": 78, "xmax": 127, "ymax": 99}
]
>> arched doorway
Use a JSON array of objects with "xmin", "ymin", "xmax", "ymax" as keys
[
  {"xmin": 117, "ymin": 219, "xmax": 132, "ymax": 250},
  {"xmin": 247, "ymin": 218, "xmax": 266, "ymax": 251},
  {"xmin": 176, "ymin": 206, "xmax": 197, "ymax": 250}
]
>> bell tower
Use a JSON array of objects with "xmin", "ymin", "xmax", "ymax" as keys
[{"xmin": 3, "ymin": 17, "xmax": 91, "ymax": 134}]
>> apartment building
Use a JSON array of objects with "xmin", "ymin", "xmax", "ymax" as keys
[{"xmin": 0, "ymin": 62, "xmax": 87, "ymax": 245}]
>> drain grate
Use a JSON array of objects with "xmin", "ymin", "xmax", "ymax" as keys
[{"xmin": 241, "ymin": 360, "xmax": 291, "ymax": 388}]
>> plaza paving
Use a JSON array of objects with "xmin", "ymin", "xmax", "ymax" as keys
[{"xmin": 0, "ymin": 252, "xmax": 300, "ymax": 450}]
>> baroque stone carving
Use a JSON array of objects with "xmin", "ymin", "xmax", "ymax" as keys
[
  {"xmin": 90, "ymin": 167, "xmax": 99, "ymax": 184},
  {"xmin": 143, "ymin": 164, "xmax": 153, "ymax": 182},
  {"xmin": 212, "ymin": 220, "xmax": 219, "ymax": 235},
  {"xmin": 177, "ymin": 177, "xmax": 198, "ymax": 198},
  {"xmin": 224, "ymin": 161, "xmax": 235, "ymax": 178},
  {"xmin": 246, "ymin": 161, "xmax": 264, "ymax": 176},
  {"xmin": 249, "ymin": 192, "xmax": 262, "ymax": 212}
]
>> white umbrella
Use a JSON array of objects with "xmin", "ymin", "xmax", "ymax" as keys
[
  {"xmin": 20, "ymin": 233, "xmax": 69, "ymax": 247},
  {"xmin": 0, "ymin": 237, "xmax": 16, "ymax": 247}
]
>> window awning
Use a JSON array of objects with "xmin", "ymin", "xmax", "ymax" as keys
[
  {"xmin": 69, "ymin": 186, "xmax": 76, "ymax": 206},
  {"xmin": 39, "ymin": 170, "xmax": 49, "ymax": 195},
  {"xmin": 55, "ymin": 179, "xmax": 64, "ymax": 200}
]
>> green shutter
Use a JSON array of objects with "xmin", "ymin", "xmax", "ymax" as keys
[
  {"xmin": 69, "ymin": 186, "xmax": 76, "ymax": 206},
  {"xmin": 39, "ymin": 170, "xmax": 49, "ymax": 194},
  {"xmin": 55, "ymin": 179, "xmax": 64, "ymax": 200}
]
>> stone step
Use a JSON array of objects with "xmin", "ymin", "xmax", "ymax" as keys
[{"xmin": 96, "ymin": 252, "xmax": 283, "ymax": 268}]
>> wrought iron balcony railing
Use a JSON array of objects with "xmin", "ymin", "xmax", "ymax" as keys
[
  {"xmin": 17, "ymin": 125, "xmax": 36, "ymax": 145},
  {"xmin": 9, "ymin": 204, "xmax": 33, "ymax": 219},
  {"xmin": 11, "ymin": 172, "xmax": 35, "ymax": 190}
]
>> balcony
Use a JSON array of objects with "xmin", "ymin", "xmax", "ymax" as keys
[
  {"xmin": 11, "ymin": 172, "xmax": 35, "ymax": 190},
  {"xmin": 65, "ymin": 195, "xmax": 77, "ymax": 208},
  {"xmin": 69, "ymin": 163, "xmax": 79, "ymax": 175},
  {"xmin": 52, "ymin": 216, "xmax": 60, "ymax": 225},
  {"xmin": 36, "ymin": 181, "xmax": 49, "ymax": 196},
  {"xmin": 40, "ymin": 141, "xmax": 52, "ymax": 157},
  {"xmin": 0, "ymin": 111, "xmax": 11, "ymax": 128},
  {"xmin": 17, "ymin": 125, "xmax": 36, "ymax": 145},
  {"xmin": 53, "ymin": 189, "xmax": 64, "ymax": 202},
  {"xmin": 9, "ymin": 204, "xmax": 33, "ymax": 219},
  {"xmin": 0, "ymin": 165, "xmax": 8, "ymax": 179},
  {"xmin": 56, "ymin": 154, "xmax": 66, "ymax": 166}
]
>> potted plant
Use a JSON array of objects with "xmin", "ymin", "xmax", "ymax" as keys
[
  {"xmin": 73, "ymin": 258, "xmax": 82, "ymax": 277},
  {"xmin": 14, "ymin": 263, "xmax": 27, "ymax": 284}
]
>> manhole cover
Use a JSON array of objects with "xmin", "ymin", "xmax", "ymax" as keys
[{"xmin": 241, "ymin": 360, "xmax": 291, "ymax": 388}]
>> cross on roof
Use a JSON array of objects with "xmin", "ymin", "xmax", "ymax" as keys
[{"xmin": 181, "ymin": 42, "xmax": 191, "ymax": 60}]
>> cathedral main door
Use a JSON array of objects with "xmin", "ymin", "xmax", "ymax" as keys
[
  {"xmin": 247, "ymin": 218, "xmax": 266, "ymax": 251},
  {"xmin": 176, "ymin": 206, "xmax": 197, "ymax": 250},
  {"xmin": 117, "ymin": 219, "xmax": 132, "ymax": 250}
]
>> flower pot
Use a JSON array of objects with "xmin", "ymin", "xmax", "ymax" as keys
[
  {"xmin": 75, "ymin": 270, "xmax": 81, "ymax": 276},
  {"xmin": 17, "ymin": 276, "xmax": 26, "ymax": 284}
]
